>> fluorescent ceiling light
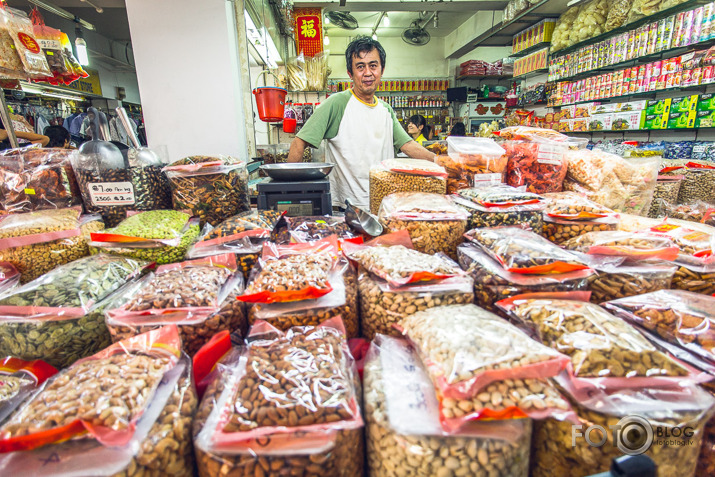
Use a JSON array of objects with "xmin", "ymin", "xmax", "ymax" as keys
[
  {"xmin": 20, "ymin": 83, "xmax": 85, "ymax": 101},
  {"xmin": 26, "ymin": 0, "xmax": 95, "ymax": 30},
  {"xmin": 383, "ymin": 13, "xmax": 390, "ymax": 27},
  {"xmin": 323, "ymin": 35, "xmax": 330, "ymax": 45},
  {"xmin": 372, "ymin": 33, "xmax": 377, "ymax": 40}
]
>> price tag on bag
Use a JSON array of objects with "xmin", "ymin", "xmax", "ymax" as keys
[{"xmin": 88, "ymin": 182, "xmax": 136, "ymax": 206}]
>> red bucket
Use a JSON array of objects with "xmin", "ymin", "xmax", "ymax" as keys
[{"xmin": 253, "ymin": 86, "xmax": 287, "ymax": 122}]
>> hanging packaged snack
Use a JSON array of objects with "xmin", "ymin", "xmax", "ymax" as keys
[
  {"xmin": 0, "ymin": 8, "xmax": 27, "ymax": 79},
  {"xmin": 105, "ymin": 254, "xmax": 246, "ymax": 356},
  {"xmin": 458, "ymin": 243, "xmax": 593, "ymax": 314},
  {"xmin": 72, "ymin": 151, "xmax": 133, "ymax": 227},
  {"xmin": 3, "ymin": 8, "xmax": 50, "ymax": 79},
  {"xmin": 445, "ymin": 137, "xmax": 508, "ymax": 186},
  {"xmin": 465, "ymin": 226, "xmax": 590, "ymax": 274},
  {"xmin": 0, "ymin": 208, "xmax": 104, "ymax": 283},
  {"xmin": 677, "ymin": 163, "xmax": 715, "ymax": 204},
  {"xmin": 287, "ymin": 53, "xmax": 308, "ymax": 91},
  {"xmin": 648, "ymin": 175, "xmax": 684, "ymax": 218},
  {"xmin": 378, "ymin": 192, "xmax": 469, "ymax": 259},
  {"xmin": 163, "ymin": 155, "xmax": 250, "ymax": 227},
  {"xmin": 496, "ymin": 292, "xmax": 690, "ymax": 382},
  {"xmin": 561, "ymin": 230, "xmax": 680, "ymax": 260},
  {"xmin": 247, "ymin": 259, "xmax": 359, "ymax": 338},
  {"xmin": 0, "ymin": 356, "xmax": 56, "ymax": 426},
  {"xmin": 400, "ymin": 304, "xmax": 570, "ymax": 400},
  {"xmin": 89, "ymin": 210, "xmax": 200, "ymax": 265},
  {"xmin": 532, "ymin": 381, "xmax": 714, "ymax": 477},
  {"xmin": 58, "ymin": 31, "xmax": 88, "ymax": 85},
  {"xmin": 239, "ymin": 237, "xmax": 339, "ymax": 303},
  {"xmin": 0, "ymin": 262, "xmax": 18, "ymax": 295},
  {"xmin": 193, "ymin": 320, "xmax": 364, "ymax": 477},
  {"xmin": 29, "ymin": 8, "xmax": 67, "ymax": 82},
  {"xmin": 543, "ymin": 215, "xmax": 620, "ymax": 244},
  {"xmin": 364, "ymin": 335, "xmax": 532, "ymax": 477},
  {"xmin": 271, "ymin": 215, "xmax": 358, "ymax": 243},
  {"xmin": 672, "ymin": 260, "xmax": 715, "ymax": 295},
  {"xmin": 0, "ymin": 253, "xmax": 147, "ymax": 369},
  {"xmin": 189, "ymin": 209, "xmax": 281, "ymax": 258},
  {"xmin": 542, "ymin": 191, "xmax": 616, "ymax": 220},
  {"xmin": 369, "ymin": 159, "xmax": 447, "ymax": 214}
]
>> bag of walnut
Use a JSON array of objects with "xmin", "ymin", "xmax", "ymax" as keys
[
  {"xmin": 364, "ymin": 335, "xmax": 532, "ymax": 477},
  {"xmin": 0, "ymin": 326, "xmax": 198, "ymax": 477}
]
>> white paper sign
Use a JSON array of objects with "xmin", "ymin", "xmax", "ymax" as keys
[{"xmin": 88, "ymin": 182, "xmax": 135, "ymax": 206}]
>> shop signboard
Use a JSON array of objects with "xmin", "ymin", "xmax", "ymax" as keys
[
  {"xmin": 293, "ymin": 7, "xmax": 323, "ymax": 57},
  {"xmin": 64, "ymin": 68, "xmax": 103, "ymax": 97}
]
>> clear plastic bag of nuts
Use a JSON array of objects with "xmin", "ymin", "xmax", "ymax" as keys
[
  {"xmin": 189, "ymin": 209, "xmax": 282, "ymax": 257},
  {"xmin": 698, "ymin": 382, "xmax": 715, "ymax": 477},
  {"xmin": 0, "ymin": 327, "xmax": 197, "ymax": 477},
  {"xmin": 542, "ymin": 191, "xmax": 616, "ymax": 220},
  {"xmin": 543, "ymin": 215, "xmax": 620, "ymax": 244},
  {"xmin": 369, "ymin": 159, "xmax": 447, "ymax": 214},
  {"xmin": 193, "ymin": 319, "xmax": 364, "ymax": 477},
  {"xmin": 584, "ymin": 260, "xmax": 677, "ymax": 303},
  {"xmin": 247, "ymin": 259, "xmax": 360, "ymax": 338},
  {"xmin": 378, "ymin": 192, "xmax": 469, "ymax": 260},
  {"xmin": 105, "ymin": 254, "xmax": 247, "ymax": 356},
  {"xmin": 457, "ymin": 243, "xmax": 594, "ymax": 315},
  {"xmin": 271, "ymin": 215, "xmax": 358, "ymax": 244},
  {"xmin": 677, "ymin": 165, "xmax": 715, "ymax": 205},
  {"xmin": 531, "ymin": 377, "xmax": 715, "ymax": 477},
  {"xmin": 0, "ymin": 356, "xmax": 56, "ymax": 426},
  {"xmin": 672, "ymin": 260, "xmax": 715, "ymax": 295},
  {"xmin": 453, "ymin": 186, "xmax": 545, "ymax": 233},
  {"xmin": 0, "ymin": 262, "xmax": 19, "ymax": 296},
  {"xmin": 561, "ymin": 230, "xmax": 680, "ymax": 260},
  {"xmin": 364, "ymin": 335, "xmax": 532, "ymax": 477},
  {"xmin": 0, "ymin": 207, "xmax": 104, "ymax": 283}
]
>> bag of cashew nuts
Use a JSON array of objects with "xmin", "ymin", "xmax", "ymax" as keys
[
  {"xmin": 0, "ymin": 254, "xmax": 148, "ymax": 369},
  {"xmin": 543, "ymin": 215, "xmax": 620, "ymax": 245},
  {"xmin": 0, "ymin": 326, "xmax": 199, "ymax": 477},
  {"xmin": 458, "ymin": 243, "xmax": 594, "ymax": 315},
  {"xmin": 0, "ymin": 207, "xmax": 104, "ymax": 284},
  {"xmin": 189, "ymin": 209, "xmax": 282, "ymax": 257},
  {"xmin": 193, "ymin": 319, "xmax": 364, "ymax": 477},
  {"xmin": 0, "ymin": 356, "xmax": 56, "ymax": 425},
  {"xmin": 369, "ymin": 159, "xmax": 448, "ymax": 214},
  {"xmin": 163, "ymin": 155, "xmax": 250, "ymax": 227},
  {"xmin": 378, "ymin": 192, "xmax": 469, "ymax": 259},
  {"xmin": 561, "ymin": 230, "xmax": 681, "ymax": 260},
  {"xmin": 542, "ymin": 191, "xmax": 617, "ymax": 220},
  {"xmin": 531, "ymin": 377, "xmax": 715, "ymax": 477},
  {"xmin": 105, "ymin": 253, "xmax": 246, "ymax": 356},
  {"xmin": 465, "ymin": 226, "xmax": 590, "ymax": 274},
  {"xmin": 364, "ymin": 335, "xmax": 533, "ymax": 477},
  {"xmin": 247, "ymin": 258, "xmax": 360, "ymax": 338},
  {"xmin": 89, "ymin": 210, "xmax": 200, "ymax": 265},
  {"xmin": 400, "ymin": 304, "xmax": 570, "ymax": 400},
  {"xmin": 453, "ymin": 185, "xmax": 545, "ymax": 232},
  {"xmin": 496, "ymin": 292, "xmax": 695, "ymax": 387},
  {"xmin": 271, "ymin": 215, "xmax": 358, "ymax": 244},
  {"xmin": 0, "ymin": 262, "xmax": 18, "ymax": 296}
]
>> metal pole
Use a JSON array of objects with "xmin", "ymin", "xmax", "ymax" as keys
[{"xmin": 0, "ymin": 87, "xmax": 19, "ymax": 149}]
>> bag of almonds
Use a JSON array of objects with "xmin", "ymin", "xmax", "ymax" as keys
[
  {"xmin": 364, "ymin": 335, "xmax": 532, "ymax": 477},
  {"xmin": 0, "ymin": 356, "xmax": 56, "ymax": 426},
  {"xmin": 271, "ymin": 215, "xmax": 358, "ymax": 244},
  {"xmin": 105, "ymin": 254, "xmax": 246, "ymax": 356},
  {"xmin": 458, "ymin": 243, "xmax": 594, "ymax": 315},
  {"xmin": 193, "ymin": 319, "xmax": 364, "ymax": 477},
  {"xmin": 584, "ymin": 260, "xmax": 677, "ymax": 303},
  {"xmin": 543, "ymin": 215, "xmax": 620, "ymax": 245},
  {"xmin": 368, "ymin": 159, "xmax": 447, "ymax": 214},
  {"xmin": 0, "ymin": 254, "xmax": 148, "ymax": 368},
  {"xmin": 532, "ymin": 378, "xmax": 715, "ymax": 477},
  {"xmin": 378, "ymin": 192, "xmax": 469, "ymax": 260},
  {"xmin": 89, "ymin": 210, "xmax": 200, "ymax": 265},
  {"xmin": 0, "ymin": 207, "xmax": 104, "ymax": 283},
  {"xmin": 0, "ymin": 326, "xmax": 198, "ymax": 477}
]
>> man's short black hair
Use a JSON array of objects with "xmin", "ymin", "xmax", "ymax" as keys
[
  {"xmin": 44, "ymin": 125, "xmax": 70, "ymax": 148},
  {"xmin": 345, "ymin": 36, "xmax": 386, "ymax": 75}
]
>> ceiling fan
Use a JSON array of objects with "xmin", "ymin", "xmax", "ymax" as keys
[
  {"xmin": 326, "ymin": 11, "xmax": 359, "ymax": 30},
  {"xmin": 402, "ymin": 19, "xmax": 431, "ymax": 46}
]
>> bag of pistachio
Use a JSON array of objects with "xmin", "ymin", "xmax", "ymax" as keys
[{"xmin": 0, "ymin": 254, "xmax": 147, "ymax": 368}]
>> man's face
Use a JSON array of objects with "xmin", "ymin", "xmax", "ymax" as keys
[{"xmin": 348, "ymin": 48, "xmax": 383, "ymax": 97}]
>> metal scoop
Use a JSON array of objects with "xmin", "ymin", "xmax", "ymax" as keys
[
  {"xmin": 344, "ymin": 198, "xmax": 383, "ymax": 237},
  {"xmin": 116, "ymin": 107, "xmax": 163, "ymax": 167}
]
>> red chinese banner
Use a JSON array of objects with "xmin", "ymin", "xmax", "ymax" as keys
[{"xmin": 293, "ymin": 7, "xmax": 323, "ymax": 57}]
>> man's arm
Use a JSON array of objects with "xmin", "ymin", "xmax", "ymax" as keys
[
  {"xmin": 400, "ymin": 140, "xmax": 437, "ymax": 161},
  {"xmin": 0, "ymin": 130, "xmax": 50, "ymax": 147},
  {"xmin": 287, "ymin": 137, "xmax": 309, "ymax": 163}
]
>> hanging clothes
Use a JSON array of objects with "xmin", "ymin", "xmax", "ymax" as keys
[{"xmin": 36, "ymin": 115, "xmax": 51, "ymax": 135}]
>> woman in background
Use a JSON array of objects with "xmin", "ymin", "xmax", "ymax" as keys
[
  {"xmin": 407, "ymin": 114, "xmax": 430, "ymax": 145},
  {"xmin": 450, "ymin": 122, "xmax": 466, "ymax": 136},
  {"xmin": 0, "ymin": 117, "xmax": 49, "ymax": 150}
]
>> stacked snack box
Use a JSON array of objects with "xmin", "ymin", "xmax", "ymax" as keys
[
  {"xmin": 512, "ymin": 19, "xmax": 557, "ymax": 55},
  {"xmin": 514, "ymin": 48, "xmax": 549, "ymax": 77}
]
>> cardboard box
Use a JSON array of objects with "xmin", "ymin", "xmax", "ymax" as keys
[
  {"xmin": 572, "ymin": 118, "xmax": 589, "ymax": 132},
  {"xmin": 667, "ymin": 110, "xmax": 696, "ymax": 128},
  {"xmin": 670, "ymin": 95, "xmax": 698, "ymax": 113},
  {"xmin": 611, "ymin": 111, "xmax": 645, "ymax": 130},
  {"xmin": 695, "ymin": 110, "xmax": 715, "ymax": 127},
  {"xmin": 643, "ymin": 114, "xmax": 666, "ymax": 129},
  {"xmin": 698, "ymin": 93, "xmax": 715, "ymax": 111},
  {"xmin": 616, "ymin": 100, "xmax": 648, "ymax": 112},
  {"xmin": 592, "ymin": 103, "xmax": 617, "ymax": 114},
  {"xmin": 589, "ymin": 114, "xmax": 613, "ymax": 131},
  {"xmin": 645, "ymin": 98, "xmax": 671, "ymax": 116}
]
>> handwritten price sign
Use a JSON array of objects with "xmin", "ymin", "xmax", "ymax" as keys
[{"xmin": 88, "ymin": 182, "xmax": 136, "ymax": 206}]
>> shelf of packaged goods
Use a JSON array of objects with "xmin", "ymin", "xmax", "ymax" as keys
[
  {"xmin": 549, "ymin": 38, "xmax": 715, "ymax": 83},
  {"xmin": 551, "ymin": 0, "xmax": 712, "ymax": 58},
  {"xmin": 468, "ymin": 97, "xmax": 508, "ymax": 102},
  {"xmin": 511, "ymin": 41, "xmax": 553, "ymax": 58},
  {"xmin": 514, "ymin": 68, "xmax": 550, "ymax": 80},
  {"xmin": 457, "ymin": 74, "xmax": 513, "ymax": 80},
  {"xmin": 392, "ymin": 106, "xmax": 448, "ymax": 109},
  {"xmin": 550, "ymin": 82, "xmax": 714, "ymax": 107},
  {"xmin": 567, "ymin": 127, "xmax": 715, "ymax": 133}
]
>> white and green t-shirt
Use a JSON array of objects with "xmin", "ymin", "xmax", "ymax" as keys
[{"xmin": 297, "ymin": 89, "xmax": 412, "ymax": 208}]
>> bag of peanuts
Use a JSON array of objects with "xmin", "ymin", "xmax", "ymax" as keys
[
  {"xmin": 0, "ymin": 356, "xmax": 56, "ymax": 425},
  {"xmin": 465, "ymin": 226, "xmax": 590, "ymax": 274},
  {"xmin": 458, "ymin": 243, "xmax": 594, "ymax": 315},
  {"xmin": 496, "ymin": 292, "xmax": 696, "ymax": 387},
  {"xmin": 532, "ymin": 377, "xmax": 715, "ymax": 477},
  {"xmin": 0, "ymin": 253, "xmax": 148, "ymax": 368},
  {"xmin": 163, "ymin": 155, "xmax": 250, "ymax": 227},
  {"xmin": 364, "ymin": 335, "xmax": 533, "ymax": 477},
  {"xmin": 247, "ymin": 258, "xmax": 360, "ymax": 338},
  {"xmin": 378, "ymin": 192, "xmax": 469, "ymax": 259},
  {"xmin": 189, "ymin": 209, "xmax": 282, "ymax": 257},
  {"xmin": 543, "ymin": 215, "xmax": 620, "ymax": 244},
  {"xmin": 0, "ymin": 207, "xmax": 104, "ymax": 283},
  {"xmin": 192, "ymin": 319, "xmax": 364, "ymax": 477},
  {"xmin": 0, "ymin": 262, "xmax": 18, "ymax": 295},
  {"xmin": 105, "ymin": 253, "xmax": 246, "ymax": 356},
  {"xmin": 271, "ymin": 214, "xmax": 359, "ymax": 244},
  {"xmin": 369, "ymin": 159, "xmax": 448, "ymax": 214},
  {"xmin": 561, "ymin": 230, "xmax": 680, "ymax": 260},
  {"xmin": 239, "ymin": 236, "xmax": 340, "ymax": 303},
  {"xmin": 0, "ymin": 326, "xmax": 199, "ymax": 476},
  {"xmin": 89, "ymin": 209, "xmax": 201, "ymax": 265},
  {"xmin": 400, "ymin": 304, "xmax": 570, "ymax": 400},
  {"xmin": 542, "ymin": 191, "xmax": 616, "ymax": 220}
]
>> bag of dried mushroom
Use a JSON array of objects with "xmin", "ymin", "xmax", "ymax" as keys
[
  {"xmin": 0, "ymin": 356, "xmax": 56, "ymax": 426},
  {"xmin": 193, "ymin": 319, "xmax": 364, "ymax": 477},
  {"xmin": 105, "ymin": 253, "xmax": 246, "ymax": 356},
  {"xmin": 365, "ymin": 335, "xmax": 532, "ymax": 477},
  {"xmin": 0, "ymin": 326, "xmax": 197, "ymax": 477}
]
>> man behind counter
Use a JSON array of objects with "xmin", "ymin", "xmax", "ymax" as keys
[{"xmin": 287, "ymin": 36, "xmax": 436, "ymax": 209}]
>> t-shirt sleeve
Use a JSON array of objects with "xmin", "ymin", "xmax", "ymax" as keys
[
  {"xmin": 296, "ymin": 93, "xmax": 347, "ymax": 148},
  {"xmin": 389, "ymin": 106, "xmax": 413, "ymax": 151}
]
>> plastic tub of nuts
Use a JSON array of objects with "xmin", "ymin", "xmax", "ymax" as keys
[
  {"xmin": 0, "ymin": 254, "xmax": 147, "ymax": 368},
  {"xmin": 105, "ymin": 254, "xmax": 246, "ymax": 356},
  {"xmin": 193, "ymin": 321, "xmax": 364, "ymax": 477},
  {"xmin": 369, "ymin": 159, "xmax": 447, "ymax": 214},
  {"xmin": 0, "ymin": 327, "xmax": 197, "ymax": 477},
  {"xmin": 454, "ymin": 186, "xmax": 545, "ymax": 233},
  {"xmin": 364, "ymin": 335, "xmax": 532, "ymax": 477},
  {"xmin": 0, "ymin": 208, "xmax": 104, "ymax": 283},
  {"xmin": 378, "ymin": 192, "xmax": 469, "ymax": 259}
]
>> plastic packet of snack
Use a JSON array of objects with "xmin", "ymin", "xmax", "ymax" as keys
[
  {"xmin": 561, "ymin": 230, "xmax": 680, "ymax": 260},
  {"xmin": 542, "ymin": 191, "xmax": 617, "ymax": 220}
]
